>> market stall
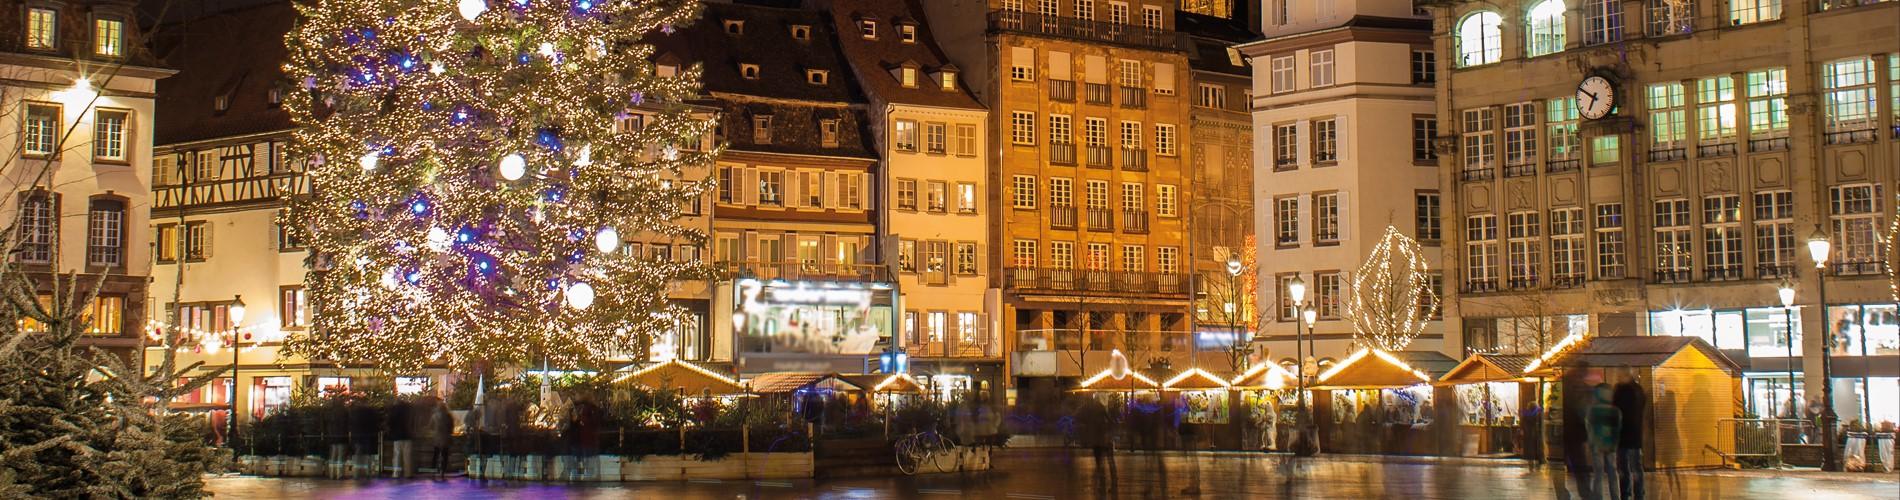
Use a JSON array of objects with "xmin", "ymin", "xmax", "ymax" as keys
[
  {"xmin": 1229, "ymin": 362, "xmax": 1300, "ymax": 451},
  {"xmin": 1436, "ymin": 354, "xmax": 1535, "ymax": 457},
  {"xmin": 1312, "ymin": 349, "xmax": 1459, "ymax": 455},
  {"xmin": 1072, "ymin": 367, "xmax": 1162, "ymax": 409},
  {"xmin": 614, "ymin": 359, "xmax": 746, "ymax": 396},
  {"xmin": 1541, "ymin": 335, "xmax": 1742, "ymax": 469}
]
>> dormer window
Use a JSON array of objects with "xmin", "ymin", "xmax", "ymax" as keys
[
  {"xmin": 753, "ymin": 115, "xmax": 773, "ymax": 144},
  {"xmin": 790, "ymin": 25, "xmax": 810, "ymax": 41},
  {"xmin": 858, "ymin": 19, "xmax": 877, "ymax": 39},
  {"xmin": 739, "ymin": 63, "xmax": 760, "ymax": 80},
  {"xmin": 657, "ymin": 63, "xmax": 679, "ymax": 77},
  {"xmin": 214, "ymin": 95, "xmax": 230, "ymax": 112},
  {"xmin": 806, "ymin": 69, "xmax": 829, "ymax": 85},
  {"xmin": 901, "ymin": 68, "xmax": 917, "ymax": 88},
  {"xmin": 899, "ymin": 24, "xmax": 917, "ymax": 43},
  {"xmin": 722, "ymin": 19, "xmax": 744, "ymax": 35},
  {"xmin": 26, "ymin": 7, "xmax": 57, "ymax": 50},
  {"xmin": 267, "ymin": 88, "xmax": 283, "ymax": 106},
  {"xmin": 94, "ymin": 18, "xmax": 124, "ymax": 57},
  {"xmin": 939, "ymin": 71, "xmax": 957, "ymax": 91}
]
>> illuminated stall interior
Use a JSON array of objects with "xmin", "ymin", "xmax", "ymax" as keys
[
  {"xmin": 1230, "ymin": 362, "xmax": 1300, "ymax": 451},
  {"xmin": 1437, "ymin": 354, "xmax": 1535, "ymax": 457},
  {"xmin": 1312, "ymin": 349, "xmax": 1458, "ymax": 455}
]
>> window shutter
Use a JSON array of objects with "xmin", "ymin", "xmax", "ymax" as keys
[
  {"xmin": 1336, "ymin": 190, "xmax": 1351, "ymax": 242},
  {"xmin": 1084, "ymin": 55, "xmax": 1107, "ymax": 84},
  {"xmin": 1295, "ymin": 120, "xmax": 1311, "ymax": 168},
  {"xmin": 1296, "ymin": 194, "xmax": 1310, "ymax": 243},
  {"xmin": 1011, "ymin": 46, "xmax": 1034, "ymax": 73},
  {"xmin": 1049, "ymin": 51, "xmax": 1071, "ymax": 80},
  {"xmin": 1154, "ymin": 62, "xmax": 1174, "ymax": 93},
  {"xmin": 826, "ymin": 172, "xmax": 841, "ymax": 208},
  {"xmin": 822, "ymin": 234, "xmax": 838, "ymax": 268},
  {"xmin": 1334, "ymin": 114, "xmax": 1349, "ymax": 163},
  {"xmin": 741, "ymin": 230, "xmax": 757, "ymax": 261},
  {"xmin": 740, "ymin": 168, "xmax": 756, "ymax": 205}
]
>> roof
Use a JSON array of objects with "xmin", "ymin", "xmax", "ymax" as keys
[
  {"xmin": 1553, "ymin": 336, "xmax": 1742, "ymax": 374},
  {"xmin": 650, "ymin": 2, "xmax": 866, "ymax": 105},
  {"xmin": 613, "ymin": 359, "xmax": 744, "ymax": 395},
  {"xmin": 1162, "ymin": 368, "xmax": 1232, "ymax": 390},
  {"xmin": 1315, "ymin": 349, "xmax": 1456, "ymax": 389},
  {"xmin": 1073, "ymin": 367, "xmax": 1160, "ymax": 392},
  {"xmin": 1438, "ymin": 354, "xmax": 1534, "ymax": 385},
  {"xmin": 837, "ymin": 373, "xmax": 926, "ymax": 394},
  {"xmin": 150, "ymin": 0, "xmax": 296, "ymax": 146},
  {"xmin": 1230, "ymin": 362, "xmax": 1298, "ymax": 390},
  {"xmin": 746, "ymin": 372, "xmax": 837, "ymax": 393},
  {"xmin": 1176, "ymin": 12, "xmax": 1253, "ymax": 76},
  {"xmin": 825, "ymin": 0, "xmax": 983, "ymax": 110}
]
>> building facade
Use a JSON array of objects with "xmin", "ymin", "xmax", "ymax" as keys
[
  {"xmin": 1179, "ymin": 8, "xmax": 1258, "ymax": 373},
  {"xmin": 923, "ymin": 0, "xmax": 1210, "ymax": 405},
  {"xmin": 1240, "ymin": 1, "xmax": 1446, "ymax": 369},
  {"xmin": 1, "ymin": 0, "xmax": 167, "ymax": 363},
  {"xmin": 1435, "ymin": 0, "xmax": 1899, "ymax": 427}
]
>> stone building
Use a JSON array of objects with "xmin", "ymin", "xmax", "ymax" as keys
[
  {"xmin": 1179, "ymin": 8, "xmax": 1260, "ymax": 372},
  {"xmin": 1434, "ymin": 0, "xmax": 1899, "ymax": 428}
]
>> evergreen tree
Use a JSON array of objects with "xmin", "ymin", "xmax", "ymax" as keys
[{"xmin": 282, "ymin": 0, "xmax": 715, "ymax": 371}]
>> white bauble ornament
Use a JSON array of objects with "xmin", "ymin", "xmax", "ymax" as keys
[
  {"xmin": 425, "ymin": 227, "xmax": 451, "ymax": 251},
  {"xmin": 359, "ymin": 151, "xmax": 380, "ymax": 171},
  {"xmin": 565, "ymin": 282, "xmax": 596, "ymax": 310},
  {"xmin": 594, "ymin": 226, "xmax": 620, "ymax": 253},
  {"xmin": 457, "ymin": 0, "xmax": 487, "ymax": 21},
  {"xmin": 498, "ymin": 153, "xmax": 527, "ymax": 180}
]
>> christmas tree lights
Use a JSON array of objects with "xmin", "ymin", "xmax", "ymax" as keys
[
  {"xmin": 282, "ymin": 0, "xmax": 716, "ymax": 371},
  {"xmin": 1344, "ymin": 226, "xmax": 1439, "ymax": 351}
]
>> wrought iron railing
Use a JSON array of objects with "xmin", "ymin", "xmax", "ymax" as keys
[
  {"xmin": 1003, "ymin": 268, "xmax": 1187, "ymax": 295},
  {"xmin": 1122, "ymin": 210, "xmax": 1149, "ymax": 234},
  {"xmin": 1121, "ymin": 149, "xmax": 1147, "ymax": 171},
  {"xmin": 1086, "ymin": 208, "xmax": 1114, "ymax": 232},
  {"xmin": 1748, "ymin": 136, "xmax": 1789, "ymax": 152},
  {"xmin": 988, "ymin": 11, "xmax": 1188, "ymax": 51},
  {"xmin": 1085, "ymin": 145, "xmax": 1112, "ymax": 168},
  {"xmin": 1049, "ymin": 79, "xmax": 1076, "ymax": 102},
  {"xmin": 1050, "ymin": 143, "xmax": 1076, "ymax": 165},
  {"xmin": 1050, "ymin": 205, "xmax": 1077, "ymax": 229},
  {"xmin": 1119, "ymin": 86, "xmax": 1147, "ymax": 108}
]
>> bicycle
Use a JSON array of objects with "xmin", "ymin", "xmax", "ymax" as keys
[{"xmin": 893, "ymin": 427, "xmax": 957, "ymax": 475}]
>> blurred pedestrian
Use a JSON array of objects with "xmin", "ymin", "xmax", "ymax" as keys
[
  {"xmin": 348, "ymin": 398, "xmax": 380, "ymax": 478},
  {"xmin": 1174, "ymin": 397, "xmax": 1201, "ymax": 496},
  {"xmin": 1078, "ymin": 398, "xmax": 1117, "ymax": 491},
  {"xmin": 428, "ymin": 398, "xmax": 454, "ymax": 477},
  {"xmin": 1586, "ymin": 383, "xmax": 1622, "ymax": 500},
  {"xmin": 1612, "ymin": 381, "xmax": 1646, "ymax": 500},
  {"xmin": 387, "ymin": 396, "xmax": 415, "ymax": 478}
]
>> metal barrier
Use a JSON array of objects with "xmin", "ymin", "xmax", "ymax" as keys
[{"xmin": 1711, "ymin": 418, "xmax": 1783, "ymax": 468}]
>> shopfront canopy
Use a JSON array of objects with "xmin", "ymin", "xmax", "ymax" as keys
[
  {"xmin": 1162, "ymin": 368, "xmax": 1232, "ymax": 391},
  {"xmin": 1314, "ymin": 349, "xmax": 1459, "ymax": 389},
  {"xmin": 1437, "ymin": 354, "xmax": 1535, "ymax": 386},
  {"xmin": 613, "ymin": 359, "xmax": 745, "ymax": 395},
  {"xmin": 839, "ymin": 373, "xmax": 927, "ymax": 394},
  {"xmin": 1229, "ymin": 362, "xmax": 1299, "ymax": 390},
  {"xmin": 1073, "ymin": 367, "xmax": 1160, "ymax": 392}
]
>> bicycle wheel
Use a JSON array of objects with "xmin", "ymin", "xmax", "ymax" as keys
[
  {"xmin": 894, "ymin": 437, "xmax": 920, "ymax": 475},
  {"xmin": 927, "ymin": 434, "xmax": 957, "ymax": 474}
]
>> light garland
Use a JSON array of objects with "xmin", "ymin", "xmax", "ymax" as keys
[
  {"xmin": 1522, "ymin": 329, "xmax": 1588, "ymax": 373},
  {"xmin": 1162, "ymin": 367, "xmax": 1232, "ymax": 390},
  {"xmin": 1315, "ymin": 348, "xmax": 1431, "ymax": 385},
  {"xmin": 1343, "ymin": 225, "xmax": 1439, "ymax": 352},
  {"xmin": 1077, "ymin": 368, "xmax": 1159, "ymax": 389},
  {"xmin": 1229, "ymin": 361, "xmax": 1296, "ymax": 390},
  {"xmin": 281, "ymin": 0, "xmax": 718, "ymax": 372}
]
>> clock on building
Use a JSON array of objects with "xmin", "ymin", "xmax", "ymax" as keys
[{"xmin": 1577, "ymin": 75, "xmax": 1616, "ymax": 120}]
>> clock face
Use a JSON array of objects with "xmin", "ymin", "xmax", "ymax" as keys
[{"xmin": 1577, "ymin": 76, "xmax": 1616, "ymax": 120}]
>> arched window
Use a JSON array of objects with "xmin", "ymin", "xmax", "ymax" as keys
[
  {"xmin": 1456, "ymin": 12, "xmax": 1503, "ymax": 67},
  {"xmin": 1526, "ymin": 1, "xmax": 1567, "ymax": 58}
]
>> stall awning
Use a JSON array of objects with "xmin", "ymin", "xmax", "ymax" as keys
[
  {"xmin": 838, "ymin": 373, "xmax": 926, "ymax": 394},
  {"xmin": 613, "ymin": 359, "xmax": 745, "ymax": 395},
  {"xmin": 745, "ymin": 372, "xmax": 846, "ymax": 394},
  {"xmin": 1162, "ymin": 368, "xmax": 1232, "ymax": 391},
  {"xmin": 1437, "ymin": 354, "xmax": 1536, "ymax": 386},
  {"xmin": 1230, "ymin": 362, "xmax": 1298, "ymax": 390},
  {"xmin": 1073, "ymin": 368, "xmax": 1159, "ymax": 392},
  {"xmin": 1314, "ymin": 349, "xmax": 1457, "ymax": 389}
]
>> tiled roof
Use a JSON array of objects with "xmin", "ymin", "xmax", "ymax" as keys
[
  {"xmin": 1177, "ymin": 13, "xmax": 1253, "ymax": 76},
  {"xmin": 745, "ymin": 372, "xmax": 835, "ymax": 393},
  {"xmin": 825, "ymin": 0, "xmax": 982, "ymax": 110},
  {"xmin": 1478, "ymin": 354, "xmax": 1534, "ymax": 374},
  {"xmin": 1390, "ymin": 350, "xmax": 1461, "ymax": 378},
  {"xmin": 1557, "ymin": 336, "xmax": 1742, "ymax": 374},
  {"xmin": 150, "ymin": 0, "xmax": 295, "ymax": 146},
  {"xmin": 650, "ymin": 2, "xmax": 866, "ymax": 105}
]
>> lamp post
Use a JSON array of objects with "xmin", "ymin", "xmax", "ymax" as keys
[
  {"xmin": 1300, "ymin": 305, "xmax": 1319, "ymax": 456},
  {"xmin": 1777, "ymin": 279, "xmax": 1798, "ymax": 424},
  {"xmin": 227, "ymin": 295, "xmax": 247, "ymax": 446},
  {"xmin": 1805, "ymin": 229, "xmax": 1841, "ymax": 472}
]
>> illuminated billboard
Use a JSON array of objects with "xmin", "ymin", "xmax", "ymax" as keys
[{"xmin": 734, "ymin": 280, "xmax": 892, "ymax": 355}]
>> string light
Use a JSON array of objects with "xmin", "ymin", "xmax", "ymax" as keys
[{"xmin": 1344, "ymin": 226, "xmax": 1439, "ymax": 351}]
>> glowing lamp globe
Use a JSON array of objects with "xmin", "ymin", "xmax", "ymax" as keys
[
  {"xmin": 565, "ymin": 282, "xmax": 596, "ymax": 310},
  {"xmin": 498, "ymin": 153, "xmax": 527, "ymax": 181},
  {"xmin": 457, "ymin": 0, "xmax": 487, "ymax": 21},
  {"xmin": 359, "ymin": 151, "xmax": 380, "ymax": 171},
  {"xmin": 594, "ymin": 226, "xmax": 620, "ymax": 253}
]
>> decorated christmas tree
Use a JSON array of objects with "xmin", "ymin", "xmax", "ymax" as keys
[{"xmin": 282, "ymin": 0, "xmax": 716, "ymax": 371}]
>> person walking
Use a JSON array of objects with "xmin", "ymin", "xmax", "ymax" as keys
[
  {"xmin": 1586, "ymin": 383, "xmax": 1623, "ymax": 500},
  {"xmin": 348, "ymin": 398, "xmax": 381, "ymax": 478},
  {"xmin": 428, "ymin": 398, "xmax": 454, "ymax": 478},
  {"xmin": 386, "ymin": 397, "xmax": 415, "ymax": 478},
  {"xmin": 1077, "ymin": 398, "xmax": 1117, "ymax": 492},
  {"xmin": 1612, "ymin": 381, "xmax": 1647, "ymax": 500}
]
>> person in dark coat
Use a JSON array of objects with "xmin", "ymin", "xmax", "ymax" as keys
[
  {"xmin": 348, "ymin": 399, "xmax": 381, "ymax": 478},
  {"xmin": 428, "ymin": 399, "xmax": 454, "ymax": 477},
  {"xmin": 1077, "ymin": 398, "xmax": 1117, "ymax": 489},
  {"xmin": 1559, "ymin": 364, "xmax": 1594, "ymax": 499},
  {"xmin": 1612, "ymin": 381, "xmax": 1647, "ymax": 500},
  {"xmin": 386, "ymin": 397, "xmax": 415, "ymax": 478}
]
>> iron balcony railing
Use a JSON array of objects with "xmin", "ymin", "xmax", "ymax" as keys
[
  {"xmin": 988, "ymin": 11, "xmax": 1188, "ymax": 52},
  {"xmin": 1824, "ymin": 129, "xmax": 1877, "ymax": 145},
  {"xmin": 1748, "ymin": 136, "xmax": 1789, "ymax": 152},
  {"xmin": 1003, "ymin": 267, "xmax": 1187, "ymax": 296},
  {"xmin": 1050, "ymin": 143, "xmax": 1077, "ymax": 165},
  {"xmin": 1084, "ymin": 83, "xmax": 1111, "ymax": 104},
  {"xmin": 1049, "ymin": 79, "xmax": 1076, "ymax": 102},
  {"xmin": 1546, "ymin": 159, "xmax": 1581, "ymax": 173},
  {"xmin": 1503, "ymin": 163, "xmax": 1537, "ymax": 178},
  {"xmin": 1121, "ymin": 149, "xmax": 1148, "ymax": 171},
  {"xmin": 1705, "ymin": 266, "xmax": 1744, "ymax": 282},
  {"xmin": 1119, "ymin": 86, "xmax": 1147, "ymax": 108},
  {"xmin": 1122, "ymin": 210, "xmax": 1149, "ymax": 234},
  {"xmin": 1085, "ymin": 145, "xmax": 1112, "ymax": 168},
  {"xmin": 1651, "ymin": 268, "xmax": 1693, "ymax": 284},
  {"xmin": 1086, "ymin": 207, "xmax": 1114, "ymax": 232},
  {"xmin": 1050, "ymin": 205, "xmax": 1078, "ymax": 229},
  {"xmin": 1831, "ymin": 260, "xmax": 1886, "ymax": 276},
  {"xmin": 1647, "ymin": 148, "xmax": 1687, "ymax": 162},
  {"xmin": 1460, "ymin": 168, "xmax": 1495, "ymax": 182},
  {"xmin": 1461, "ymin": 279, "xmax": 1499, "ymax": 293},
  {"xmin": 1697, "ymin": 142, "xmax": 1737, "ymax": 158},
  {"xmin": 1757, "ymin": 263, "xmax": 1795, "ymax": 279}
]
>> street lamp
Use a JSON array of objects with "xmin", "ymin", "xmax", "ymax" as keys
[
  {"xmin": 1776, "ymin": 280, "xmax": 1798, "ymax": 426},
  {"xmin": 1299, "ymin": 305, "xmax": 1319, "ymax": 456},
  {"xmin": 1805, "ymin": 228, "xmax": 1841, "ymax": 472},
  {"xmin": 227, "ymin": 295, "xmax": 246, "ymax": 447},
  {"xmin": 1225, "ymin": 258, "xmax": 1248, "ymax": 370}
]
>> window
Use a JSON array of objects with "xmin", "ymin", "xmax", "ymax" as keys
[
  {"xmin": 925, "ymin": 123, "xmax": 947, "ymax": 154},
  {"xmin": 843, "ymin": 174, "xmax": 863, "ymax": 209},
  {"xmin": 1140, "ymin": 6, "xmax": 1163, "ymax": 29},
  {"xmin": 1050, "ymin": 241, "xmax": 1074, "ymax": 270},
  {"xmin": 1312, "ymin": 118, "xmax": 1337, "ymax": 164},
  {"xmin": 1461, "ymin": 107, "xmax": 1496, "ymax": 176},
  {"xmin": 956, "ymin": 182, "xmax": 977, "ymax": 214},
  {"xmin": 1120, "ymin": 182, "xmax": 1144, "ymax": 212},
  {"xmin": 1696, "ymin": 76, "xmax": 1737, "ymax": 146},
  {"xmin": 757, "ymin": 170, "xmax": 783, "ymax": 205},
  {"xmin": 1084, "ymin": 180, "xmax": 1109, "ymax": 211},
  {"xmin": 1084, "ymin": 243, "xmax": 1109, "ymax": 271},
  {"xmin": 1315, "ymin": 272, "xmax": 1342, "ymax": 319},
  {"xmin": 1653, "ymin": 199, "xmax": 1692, "ymax": 279},
  {"xmin": 1503, "ymin": 102, "xmax": 1538, "ymax": 167},
  {"xmin": 1010, "ymin": 46, "xmax": 1034, "ymax": 81},
  {"xmin": 1048, "ymin": 114, "xmax": 1072, "ymax": 145},
  {"xmin": 23, "ymin": 104, "xmax": 59, "ymax": 157},
  {"xmin": 1648, "ymin": 82, "xmax": 1687, "ymax": 151},
  {"xmin": 86, "ymin": 296, "xmax": 122, "ymax": 336},
  {"xmin": 800, "ymin": 172, "xmax": 823, "ymax": 207},
  {"xmin": 954, "ymin": 124, "xmax": 977, "ymax": 156},
  {"xmin": 26, "ymin": 7, "xmax": 56, "ymax": 50},
  {"xmin": 924, "ymin": 241, "xmax": 949, "ymax": 276},
  {"xmin": 1466, "ymin": 215, "xmax": 1499, "ymax": 287},
  {"xmin": 1275, "ymin": 196, "xmax": 1300, "ymax": 246},
  {"xmin": 1314, "ymin": 193, "xmax": 1340, "ymax": 244},
  {"xmin": 716, "ymin": 167, "xmax": 735, "ymax": 203},
  {"xmin": 1746, "ymin": 68, "xmax": 1789, "ymax": 139},
  {"xmin": 280, "ymin": 287, "xmax": 308, "ymax": 328},
  {"xmin": 1108, "ymin": 2, "xmax": 1129, "ymax": 25},
  {"xmin": 1583, "ymin": 0, "xmax": 1624, "ymax": 45},
  {"xmin": 952, "ymin": 242, "xmax": 977, "ymax": 276},
  {"xmin": 1594, "ymin": 203, "xmax": 1626, "ymax": 278},
  {"xmin": 1121, "ymin": 245, "xmax": 1145, "ymax": 272},
  {"xmin": 1011, "ymin": 111, "xmax": 1035, "ymax": 145},
  {"xmin": 1505, "ymin": 212, "xmax": 1541, "ymax": 287},
  {"xmin": 752, "ymin": 115, "xmax": 773, "ymax": 144},
  {"xmin": 1276, "ymin": 273, "xmax": 1300, "ymax": 320},
  {"xmin": 1154, "ymin": 124, "xmax": 1176, "ymax": 156},
  {"xmin": 1013, "ymin": 240, "xmax": 1037, "ymax": 269},
  {"xmin": 740, "ymin": 63, "xmax": 760, "ymax": 79},
  {"xmin": 1703, "ymin": 195, "xmax": 1743, "ymax": 278},
  {"xmin": 790, "ymin": 24, "xmax": 810, "ymax": 40},
  {"xmin": 1646, "ymin": 0, "xmax": 1693, "ymax": 37},
  {"xmin": 1526, "ymin": 1, "xmax": 1567, "ymax": 57},
  {"xmin": 93, "ymin": 110, "xmax": 128, "ymax": 161},
  {"xmin": 1270, "ymin": 56, "xmax": 1295, "ymax": 93},
  {"xmin": 900, "ymin": 24, "xmax": 916, "ymax": 43},
  {"xmin": 1119, "ymin": 121, "xmax": 1141, "ymax": 150},
  {"xmin": 86, "ymin": 199, "xmax": 124, "ymax": 267},
  {"xmin": 1591, "ymin": 136, "xmax": 1620, "ymax": 165},
  {"xmin": 184, "ymin": 221, "xmax": 211, "ymax": 261},
  {"xmin": 17, "ymin": 194, "xmax": 54, "ymax": 264},
  {"xmin": 1157, "ymin": 247, "xmax": 1179, "ymax": 275},
  {"xmin": 1729, "ymin": 0, "xmax": 1780, "ymax": 25},
  {"xmin": 1455, "ymin": 12, "xmax": 1502, "ymax": 67},
  {"xmin": 899, "ymin": 240, "xmax": 918, "ymax": 272},
  {"xmin": 1415, "ymin": 192, "xmax": 1441, "ymax": 242},
  {"xmin": 94, "ymin": 18, "xmax": 124, "ymax": 57},
  {"xmin": 1830, "ymin": 184, "xmax": 1883, "ymax": 267},
  {"xmin": 1309, "ymin": 49, "xmax": 1335, "ymax": 87},
  {"xmin": 859, "ymin": 19, "xmax": 877, "ymax": 39},
  {"xmin": 1155, "ymin": 185, "xmax": 1177, "ymax": 217},
  {"xmin": 1012, "ymin": 175, "xmax": 1036, "ymax": 208},
  {"xmin": 940, "ymin": 71, "xmax": 956, "ymax": 91},
  {"xmin": 896, "ymin": 178, "xmax": 918, "ymax": 210},
  {"xmin": 1049, "ymin": 177, "xmax": 1073, "ymax": 207},
  {"xmin": 1822, "ymin": 57, "xmax": 1878, "ymax": 136},
  {"xmin": 1272, "ymin": 124, "xmax": 1298, "ymax": 168},
  {"xmin": 806, "ymin": 69, "xmax": 828, "ymax": 85},
  {"xmin": 1075, "ymin": 0, "xmax": 1094, "ymax": 19},
  {"xmin": 1547, "ymin": 97, "xmax": 1581, "ymax": 161},
  {"xmin": 926, "ymin": 181, "xmax": 948, "ymax": 212},
  {"xmin": 276, "ymin": 222, "xmax": 304, "ymax": 251},
  {"xmin": 1198, "ymin": 84, "xmax": 1226, "ymax": 108},
  {"xmin": 1412, "ymin": 116, "xmax": 1438, "ymax": 163},
  {"xmin": 1410, "ymin": 49, "xmax": 1436, "ymax": 84},
  {"xmin": 1551, "ymin": 208, "xmax": 1585, "ymax": 283},
  {"xmin": 193, "ymin": 151, "xmax": 217, "ymax": 180},
  {"xmin": 1754, "ymin": 191, "xmax": 1795, "ymax": 274},
  {"xmin": 894, "ymin": 119, "xmax": 918, "ymax": 152},
  {"xmin": 155, "ymin": 224, "xmax": 179, "ymax": 262},
  {"xmin": 900, "ymin": 67, "xmax": 918, "ymax": 88},
  {"xmin": 1117, "ymin": 60, "xmax": 1142, "ymax": 88}
]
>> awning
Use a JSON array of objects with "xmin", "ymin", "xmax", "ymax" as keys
[
  {"xmin": 1162, "ymin": 368, "xmax": 1232, "ymax": 391},
  {"xmin": 612, "ymin": 359, "xmax": 744, "ymax": 395},
  {"xmin": 838, "ymin": 373, "xmax": 927, "ymax": 394},
  {"xmin": 1229, "ymin": 362, "xmax": 1298, "ymax": 390},
  {"xmin": 1437, "ymin": 354, "xmax": 1536, "ymax": 386},
  {"xmin": 1072, "ymin": 368, "xmax": 1159, "ymax": 392}
]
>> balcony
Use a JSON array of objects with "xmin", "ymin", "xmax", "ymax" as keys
[
  {"xmin": 1003, "ymin": 267, "xmax": 1188, "ymax": 296},
  {"xmin": 1506, "ymin": 277, "xmax": 1539, "ymax": 290},
  {"xmin": 1085, "ymin": 145, "xmax": 1112, "ymax": 168},
  {"xmin": 1121, "ymin": 149, "xmax": 1148, "ymax": 171},
  {"xmin": 1552, "ymin": 275, "xmax": 1586, "ymax": 288},
  {"xmin": 1086, "ymin": 207, "xmax": 1114, "ymax": 232},
  {"xmin": 1503, "ymin": 163, "xmax": 1537, "ymax": 178},
  {"xmin": 1119, "ymin": 86, "xmax": 1147, "ymax": 108},
  {"xmin": 988, "ymin": 11, "xmax": 1187, "ymax": 52},
  {"xmin": 1824, "ymin": 129, "xmax": 1877, "ymax": 145},
  {"xmin": 1122, "ymin": 210, "xmax": 1149, "ymax": 234},
  {"xmin": 1050, "ymin": 205, "xmax": 1078, "ymax": 229},
  {"xmin": 1647, "ymin": 148, "xmax": 1687, "ymax": 162},
  {"xmin": 1704, "ymin": 266, "xmax": 1743, "ymax": 282},
  {"xmin": 1831, "ymin": 260, "xmax": 1886, "ymax": 276},
  {"xmin": 1460, "ymin": 168, "xmax": 1495, "ymax": 182},
  {"xmin": 1049, "ymin": 79, "xmax": 1076, "ymax": 102},
  {"xmin": 1084, "ymin": 83, "xmax": 1111, "ymax": 105},
  {"xmin": 155, "ymin": 172, "xmax": 308, "ymax": 212},
  {"xmin": 1651, "ymin": 268, "xmax": 1692, "ymax": 284},
  {"xmin": 1696, "ymin": 142, "xmax": 1737, "ymax": 158},
  {"xmin": 908, "ymin": 336, "xmax": 999, "ymax": 359},
  {"xmin": 1757, "ymin": 263, "xmax": 1795, "ymax": 280},
  {"xmin": 1545, "ymin": 159, "xmax": 1581, "ymax": 173},
  {"xmin": 1461, "ymin": 279, "xmax": 1499, "ymax": 293},
  {"xmin": 1748, "ymin": 136, "xmax": 1789, "ymax": 152},
  {"xmin": 1049, "ymin": 142, "xmax": 1077, "ymax": 165}
]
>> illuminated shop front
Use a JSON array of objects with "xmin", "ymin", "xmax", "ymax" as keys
[
  {"xmin": 1650, "ymin": 304, "xmax": 1897, "ymax": 429},
  {"xmin": 731, "ymin": 278, "xmax": 895, "ymax": 374}
]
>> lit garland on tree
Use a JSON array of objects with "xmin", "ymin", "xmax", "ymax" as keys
[
  {"xmin": 282, "ymin": 0, "xmax": 717, "ymax": 372},
  {"xmin": 1343, "ymin": 226, "xmax": 1439, "ymax": 351}
]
